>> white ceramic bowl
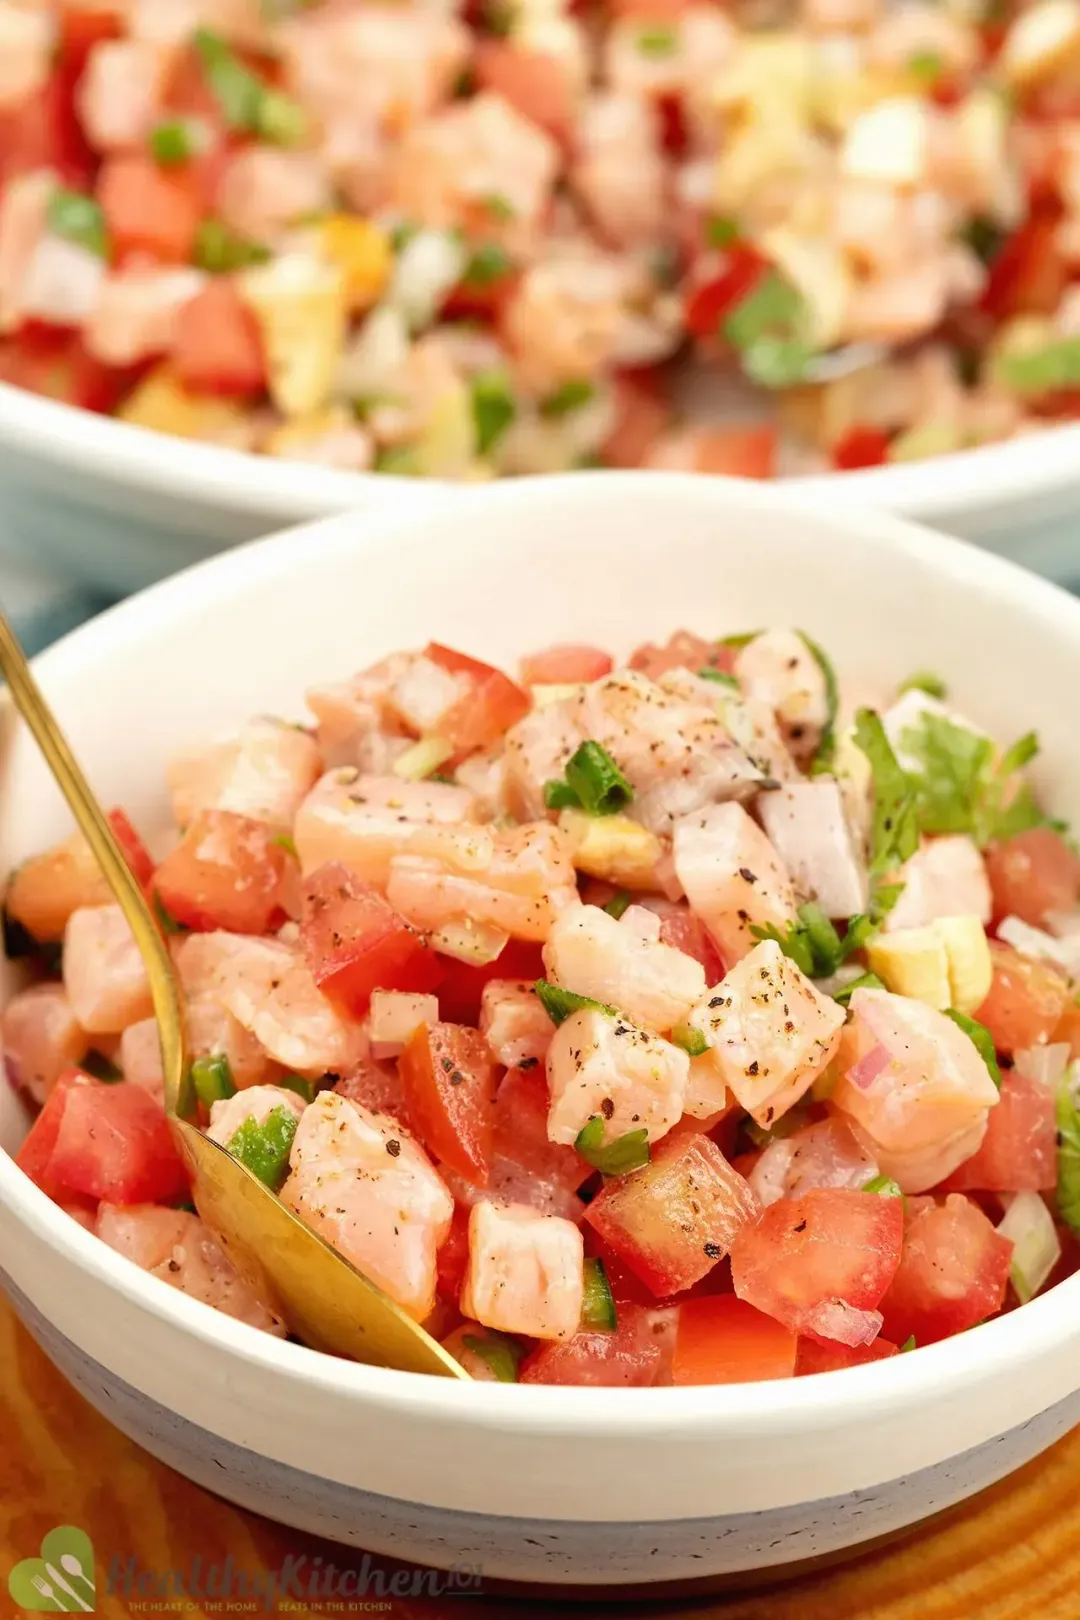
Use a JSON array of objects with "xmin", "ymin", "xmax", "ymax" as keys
[
  {"xmin": 4, "ymin": 379, "xmax": 1080, "ymax": 597},
  {"xmin": 2, "ymin": 473, "xmax": 1080, "ymax": 1591}
]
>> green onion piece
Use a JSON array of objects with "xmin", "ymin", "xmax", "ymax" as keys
[
  {"xmin": 152, "ymin": 889, "xmax": 185, "ymax": 936},
  {"xmin": 256, "ymin": 86, "xmax": 308, "ymax": 146},
  {"xmin": 226, "ymin": 1105, "xmax": 299, "ymax": 1190},
  {"xmin": 193, "ymin": 27, "xmax": 263, "ymax": 129},
  {"xmin": 539, "ymin": 379, "xmax": 595, "ymax": 418},
  {"xmin": 535, "ymin": 980, "xmax": 617, "ymax": 1027},
  {"xmin": 461, "ymin": 1331, "xmax": 523, "ymax": 1382},
  {"xmin": 271, "ymin": 833, "xmax": 298, "ymax": 857},
  {"xmin": 602, "ymin": 890, "xmax": 632, "ymax": 920},
  {"xmin": 276, "ymin": 1074, "xmax": 316, "ymax": 1104},
  {"xmin": 741, "ymin": 335, "xmax": 813, "ymax": 389},
  {"xmin": 374, "ymin": 445, "xmax": 420, "ymax": 476},
  {"xmin": 898, "ymin": 671, "xmax": 947, "ymax": 700},
  {"xmin": 705, "ymin": 215, "xmax": 739, "ymax": 248},
  {"xmin": 193, "ymin": 217, "xmax": 270, "ymax": 273},
  {"xmin": 899, "ymin": 1335, "xmax": 916, "ymax": 1352},
  {"xmin": 191, "ymin": 1052, "xmax": 237, "ymax": 1107},
  {"xmin": 697, "ymin": 666, "xmax": 738, "ymax": 688},
  {"xmin": 1056, "ymin": 1064, "xmax": 1080, "ymax": 1236},
  {"xmin": 462, "ymin": 241, "xmax": 512, "ymax": 288},
  {"xmin": 724, "ymin": 270, "xmax": 804, "ymax": 352},
  {"xmin": 995, "ymin": 337, "xmax": 1080, "ymax": 398},
  {"xmin": 907, "ymin": 48, "xmax": 944, "ymax": 83},
  {"xmin": 81, "ymin": 1049, "xmax": 123, "ymax": 1083},
  {"xmin": 543, "ymin": 779, "xmax": 580, "ymax": 811},
  {"xmin": 637, "ymin": 24, "xmax": 677, "ymax": 53},
  {"xmin": 48, "ymin": 187, "xmax": 109, "ymax": 259},
  {"xmin": 945, "ymin": 1009, "xmax": 1002, "ymax": 1089},
  {"xmin": 862, "ymin": 1174, "xmax": 903, "ymax": 1198},
  {"xmin": 718, "ymin": 629, "xmax": 761, "ymax": 650},
  {"xmin": 575, "ymin": 1116, "xmax": 651, "ymax": 1176},
  {"xmin": 150, "ymin": 119, "xmax": 198, "ymax": 166},
  {"xmin": 580, "ymin": 1257, "xmax": 618, "ymax": 1332},
  {"xmin": 484, "ymin": 192, "xmax": 516, "ymax": 222},
  {"xmin": 565, "ymin": 741, "xmax": 633, "ymax": 816},
  {"xmin": 470, "ymin": 370, "xmax": 516, "ymax": 455},
  {"xmin": 832, "ymin": 971, "xmax": 885, "ymax": 1007},
  {"xmin": 798, "ymin": 631, "xmax": 839, "ymax": 773},
  {"xmin": 671, "ymin": 1022, "xmax": 708, "ymax": 1058}
]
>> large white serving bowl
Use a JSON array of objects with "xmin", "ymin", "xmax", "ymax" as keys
[
  {"xmin": 1, "ymin": 472, "xmax": 1080, "ymax": 1590},
  {"xmin": 4, "ymin": 379, "xmax": 1080, "ymax": 597}
]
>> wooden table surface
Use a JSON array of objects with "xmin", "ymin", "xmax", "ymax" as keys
[{"xmin": 3, "ymin": 1292, "xmax": 1080, "ymax": 1620}]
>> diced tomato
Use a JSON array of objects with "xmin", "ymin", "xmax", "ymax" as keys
[
  {"xmin": 436, "ymin": 938, "xmax": 545, "ymax": 1024},
  {"xmin": 0, "ymin": 69, "xmax": 94, "ymax": 189},
  {"xmin": 444, "ymin": 265, "xmax": 522, "ymax": 323},
  {"xmin": 645, "ymin": 898, "xmax": 726, "ymax": 983},
  {"xmin": 690, "ymin": 425, "xmax": 776, "ymax": 479},
  {"xmin": 60, "ymin": 6, "xmax": 123, "ymax": 69},
  {"xmin": 48, "ymin": 1079, "xmax": 188, "ymax": 1205},
  {"xmin": 879, "ymin": 1193, "xmax": 1012, "ymax": 1346},
  {"xmin": 15, "ymin": 1069, "xmax": 97, "ymax": 1204},
  {"xmin": 672, "ymin": 1295, "xmax": 797, "ymax": 1384},
  {"xmin": 399, "ymin": 1021, "xmax": 498, "ymax": 1184},
  {"xmin": 684, "ymin": 246, "xmax": 766, "ymax": 340},
  {"xmin": 832, "ymin": 425, "xmax": 891, "ymax": 471},
  {"xmin": 436, "ymin": 1203, "xmax": 472, "ymax": 1304},
  {"xmin": 334, "ymin": 1058, "xmax": 414, "ymax": 1131},
  {"xmin": 795, "ymin": 1336, "xmax": 899, "ymax": 1375},
  {"xmin": 0, "ymin": 332, "xmax": 134, "ymax": 414},
  {"xmin": 474, "ymin": 41, "xmax": 575, "ymax": 143},
  {"xmin": 584, "ymin": 1132, "xmax": 759, "ymax": 1297},
  {"xmin": 173, "ymin": 281, "xmax": 266, "ymax": 399},
  {"xmin": 985, "ymin": 828, "xmax": 1080, "ymax": 929},
  {"xmin": 943, "ymin": 1066, "xmax": 1057, "ymax": 1193},
  {"xmin": 107, "ymin": 808, "xmax": 155, "ymax": 889},
  {"xmin": 519, "ymin": 644, "xmax": 614, "ymax": 685},
  {"xmin": 981, "ymin": 212, "xmax": 1067, "ymax": 320},
  {"xmin": 519, "ymin": 1301, "xmax": 665, "ymax": 1386},
  {"xmin": 98, "ymin": 155, "xmax": 203, "ymax": 266},
  {"xmin": 601, "ymin": 371, "xmax": 672, "ymax": 469},
  {"xmin": 628, "ymin": 630, "xmax": 736, "ymax": 683},
  {"xmin": 656, "ymin": 91, "xmax": 688, "ymax": 157},
  {"xmin": 492, "ymin": 1064, "xmax": 589, "ymax": 1205},
  {"xmin": 300, "ymin": 861, "xmax": 440, "ymax": 1015},
  {"xmin": 731, "ymin": 1188, "xmax": 903, "ymax": 1341},
  {"xmin": 154, "ymin": 811, "xmax": 290, "ymax": 936},
  {"xmin": 424, "ymin": 643, "xmax": 531, "ymax": 757},
  {"xmin": 975, "ymin": 942, "xmax": 1071, "ymax": 1056}
]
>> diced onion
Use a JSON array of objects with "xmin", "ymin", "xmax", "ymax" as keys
[
  {"xmin": 388, "ymin": 656, "xmax": 463, "ymax": 734},
  {"xmin": 389, "ymin": 229, "xmax": 467, "ymax": 333},
  {"xmin": 21, "ymin": 236, "xmax": 107, "ymax": 326},
  {"xmin": 429, "ymin": 918, "xmax": 509, "ymax": 965},
  {"xmin": 848, "ymin": 1042, "xmax": 891, "ymax": 1091},
  {"xmin": 1014, "ymin": 1042, "xmax": 1071, "ymax": 1092},
  {"xmin": 530, "ymin": 682, "xmax": 585, "ymax": 708},
  {"xmin": 997, "ymin": 1190, "xmax": 1061, "ymax": 1303},
  {"xmin": 801, "ymin": 1300, "xmax": 883, "ymax": 1347},
  {"xmin": 997, "ymin": 914, "xmax": 1078, "ymax": 972},
  {"xmin": 392, "ymin": 736, "xmax": 455, "ymax": 782},
  {"xmin": 369, "ymin": 990, "xmax": 439, "ymax": 1059}
]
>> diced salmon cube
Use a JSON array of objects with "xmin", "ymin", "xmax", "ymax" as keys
[
  {"xmin": 5, "ymin": 829, "xmax": 111, "ymax": 942},
  {"xmin": 186, "ymin": 995, "xmax": 283, "ymax": 1091},
  {"xmin": 460, "ymin": 1199, "xmax": 585, "ymax": 1341},
  {"xmin": 167, "ymin": 718, "xmax": 323, "ymax": 830},
  {"xmin": 2, "ymin": 983, "xmax": 88, "ymax": 1106},
  {"xmin": 63, "ymin": 904, "xmax": 153, "ymax": 1034},
  {"xmin": 119, "ymin": 1017, "xmax": 165, "ymax": 1103},
  {"xmin": 542, "ymin": 902, "xmax": 706, "ymax": 1032},
  {"xmin": 76, "ymin": 39, "xmax": 168, "ymax": 152},
  {"xmin": 294, "ymin": 769, "xmax": 480, "ymax": 888},
  {"xmin": 673, "ymin": 802, "xmax": 798, "ymax": 964},
  {"xmin": 479, "ymin": 979, "xmax": 552, "ymax": 1068},
  {"xmin": 387, "ymin": 821, "xmax": 578, "ymax": 942},
  {"xmin": 546, "ymin": 1006, "xmax": 689, "ymax": 1146},
  {"xmin": 281, "ymin": 1091, "xmax": 453, "ymax": 1321},
  {"xmin": 686, "ymin": 939, "xmax": 845, "ymax": 1127},
  {"xmin": 757, "ymin": 780, "xmax": 868, "ymax": 919}
]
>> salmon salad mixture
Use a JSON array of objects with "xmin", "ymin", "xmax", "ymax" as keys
[
  {"xmin": 3, "ymin": 3, "xmax": 1080, "ymax": 477},
  {"xmin": 6, "ymin": 630, "xmax": 1080, "ymax": 1384}
]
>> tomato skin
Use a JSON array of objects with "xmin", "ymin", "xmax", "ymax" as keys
[
  {"xmin": 943, "ymin": 1066, "xmax": 1057, "ymax": 1192},
  {"xmin": 154, "ymin": 811, "xmax": 290, "ymax": 935},
  {"xmin": 435, "ymin": 939, "xmax": 545, "ymax": 1024},
  {"xmin": 399, "ymin": 1021, "xmax": 498, "ymax": 1184},
  {"xmin": 0, "ymin": 332, "xmax": 134, "ymax": 413},
  {"xmin": 300, "ymin": 861, "xmax": 440, "ymax": 1015},
  {"xmin": 731, "ymin": 1188, "xmax": 903, "ymax": 1339},
  {"xmin": 601, "ymin": 371, "xmax": 672, "ymax": 469},
  {"xmin": 21, "ymin": 1072, "xmax": 188, "ymax": 1206},
  {"xmin": 981, "ymin": 212, "xmax": 1067, "ymax": 320},
  {"xmin": 424, "ymin": 643, "xmax": 531, "ymax": 757},
  {"xmin": 98, "ymin": 155, "xmax": 203, "ymax": 265},
  {"xmin": 520, "ymin": 1301, "xmax": 665, "ymax": 1386},
  {"xmin": 975, "ymin": 941, "xmax": 1071, "ymax": 1056},
  {"xmin": 519, "ymin": 644, "xmax": 614, "ymax": 685},
  {"xmin": 795, "ymin": 1336, "xmax": 899, "ymax": 1375},
  {"xmin": 15, "ymin": 1070, "xmax": 96, "ymax": 1204},
  {"xmin": 691, "ymin": 425, "xmax": 776, "ymax": 479},
  {"xmin": 832, "ymin": 426, "xmax": 891, "ymax": 471},
  {"xmin": 985, "ymin": 828, "xmax": 1080, "ymax": 928},
  {"xmin": 173, "ymin": 281, "xmax": 266, "ymax": 398},
  {"xmin": 879, "ymin": 1193, "xmax": 1012, "ymax": 1346},
  {"xmin": 107, "ymin": 808, "xmax": 155, "ymax": 889},
  {"xmin": 584, "ymin": 1132, "xmax": 760, "ymax": 1297},
  {"xmin": 673, "ymin": 1295, "xmax": 797, "ymax": 1384},
  {"xmin": 646, "ymin": 898, "xmax": 726, "ymax": 983},
  {"xmin": 684, "ymin": 247, "xmax": 766, "ymax": 340},
  {"xmin": 435, "ymin": 1202, "xmax": 472, "ymax": 1304}
]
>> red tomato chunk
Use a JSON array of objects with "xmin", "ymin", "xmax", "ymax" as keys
[
  {"xmin": 985, "ymin": 828, "xmax": 1080, "ymax": 928},
  {"xmin": 519, "ymin": 645, "xmax": 614, "ymax": 685},
  {"xmin": 435, "ymin": 938, "xmax": 545, "ymax": 1024},
  {"xmin": 520, "ymin": 1302, "xmax": 666, "ymax": 1386},
  {"xmin": 154, "ymin": 810, "xmax": 290, "ymax": 935},
  {"xmin": 424, "ymin": 643, "xmax": 531, "ymax": 757},
  {"xmin": 173, "ymin": 281, "xmax": 266, "ymax": 399},
  {"xmin": 672, "ymin": 1296, "xmax": 797, "ymax": 1384},
  {"xmin": 795, "ymin": 1336, "xmax": 899, "ymax": 1375},
  {"xmin": 399, "ymin": 1021, "xmax": 498, "ymax": 1184},
  {"xmin": 584, "ymin": 1132, "xmax": 759, "ymax": 1297},
  {"xmin": 107, "ymin": 807, "xmax": 155, "ymax": 888},
  {"xmin": 731, "ymin": 1188, "xmax": 903, "ymax": 1344},
  {"xmin": 944, "ymin": 1066, "xmax": 1057, "ymax": 1192},
  {"xmin": 18, "ymin": 1070, "xmax": 187, "ymax": 1206},
  {"xmin": 98, "ymin": 155, "xmax": 202, "ymax": 265},
  {"xmin": 975, "ymin": 942, "xmax": 1071, "ymax": 1055},
  {"xmin": 879, "ymin": 1194, "xmax": 1012, "ymax": 1347},
  {"xmin": 300, "ymin": 861, "xmax": 439, "ymax": 1015}
]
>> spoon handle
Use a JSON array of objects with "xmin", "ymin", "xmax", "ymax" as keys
[{"xmin": 0, "ymin": 612, "xmax": 187, "ymax": 1113}]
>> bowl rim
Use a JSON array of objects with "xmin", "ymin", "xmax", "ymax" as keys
[
  {"xmin": 2, "ymin": 376, "xmax": 1079, "ymax": 523},
  {"xmin": 3, "ymin": 468, "xmax": 1080, "ymax": 1438}
]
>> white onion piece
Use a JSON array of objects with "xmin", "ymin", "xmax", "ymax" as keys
[
  {"xmin": 801, "ymin": 1300, "xmax": 883, "ymax": 1348},
  {"xmin": 388, "ymin": 656, "xmax": 464, "ymax": 734},
  {"xmin": 998, "ymin": 1190, "xmax": 1061, "ymax": 1303},
  {"xmin": 429, "ymin": 918, "xmax": 509, "ymax": 965},
  {"xmin": 369, "ymin": 991, "xmax": 439, "ymax": 1060},
  {"xmin": 389, "ymin": 229, "xmax": 466, "ymax": 332},
  {"xmin": 1014, "ymin": 1042, "xmax": 1071, "ymax": 1092},
  {"xmin": 20, "ymin": 236, "xmax": 106, "ymax": 326},
  {"xmin": 997, "ymin": 914, "xmax": 1073, "ymax": 967}
]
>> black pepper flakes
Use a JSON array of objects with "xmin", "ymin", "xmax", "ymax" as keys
[
  {"xmin": 600, "ymin": 1097, "xmax": 615, "ymax": 1120},
  {"xmin": 703, "ymin": 1242, "xmax": 721, "ymax": 1260},
  {"xmin": 386, "ymin": 1139, "xmax": 402, "ymax": 1158},
  {"xmin": 747, "ymin": 1060, "xmax": 759, "ymax": 1075},
  {"xmin": 739, "ymin": 868, "xmax": 757, "ymax": 884}
]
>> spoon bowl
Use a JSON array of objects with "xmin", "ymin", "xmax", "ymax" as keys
[{"xmin": 0, "ymin": 609, "xmax": 465, "ymax": 1379}]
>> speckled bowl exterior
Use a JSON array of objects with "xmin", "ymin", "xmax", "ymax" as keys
[{"xmin": 2, "ymin": 474, "xmax": 1080, "ymax": 1586}]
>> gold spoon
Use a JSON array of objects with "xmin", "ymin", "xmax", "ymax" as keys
[{"xmin": 0, "ymin": 611, "xmax": 466, "ymax": 1379}]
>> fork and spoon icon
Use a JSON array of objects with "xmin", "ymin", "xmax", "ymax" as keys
[{"xmin": 28, "ymin": 1552, "xmax": 94, "ymax": 1613}]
